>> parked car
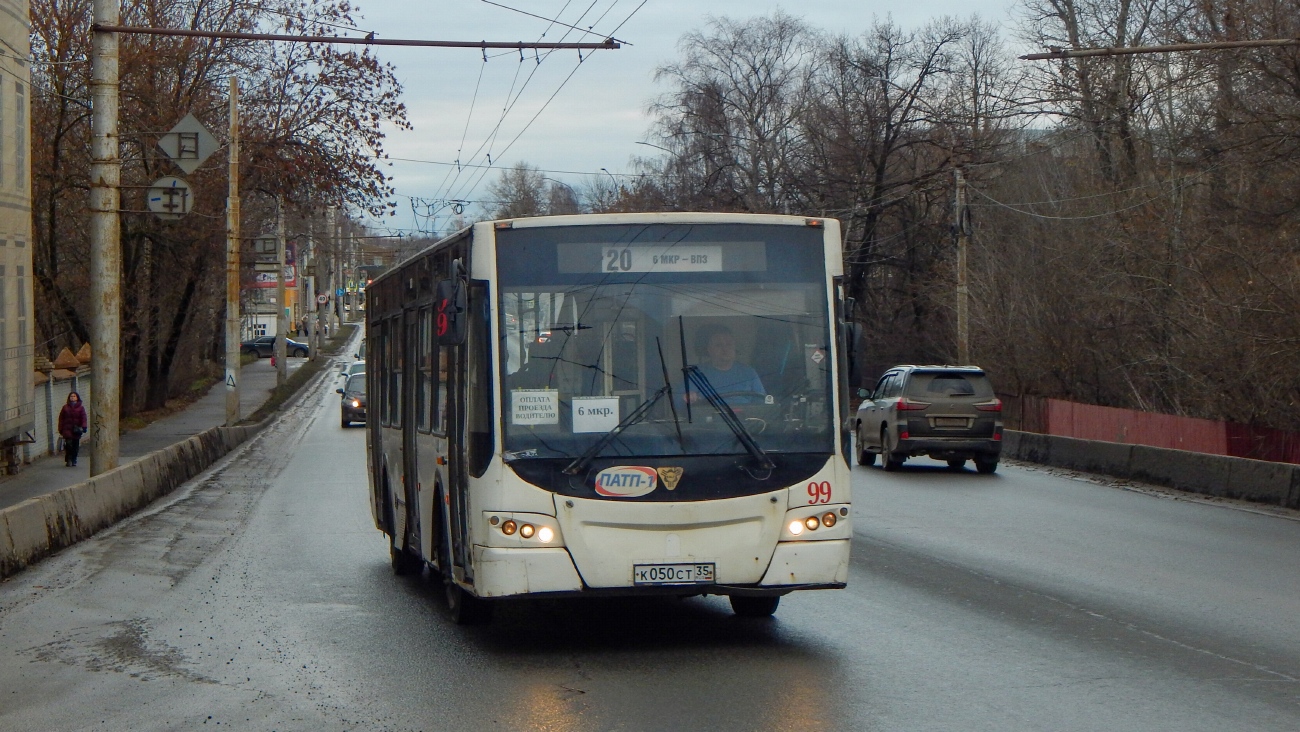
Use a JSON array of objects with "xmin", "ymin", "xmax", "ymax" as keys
[
  {"xmin": 854, "ymin": 365, "xmax": 1002, "ymax": 473},
  {"xmin": 240, "ymin": 335, "xmax": 309, "ymax": 358},
  {"xmin": 339, "ymin": 361, "xmax": 366, "ymax": 380},
  {"xmin": 337, "ymin": 373, "xmax": 367, "ymax": 427}
]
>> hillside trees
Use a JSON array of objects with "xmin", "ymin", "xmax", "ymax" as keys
[
  {"xmin": 634, "ymin": 6, "xmax": 1300, "ymax": 432},
  {"xmin": 31, "ymin": 0, "xmax": 407, "ymax": 413}
]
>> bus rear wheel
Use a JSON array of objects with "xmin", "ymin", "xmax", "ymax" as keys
[
  {"xmin": 730, "ymin": 595, "xmax": 780, "ymax": 617},
  {"xmin": 386, "ymin": 479, "xmax": 420, "ymax": 576}
]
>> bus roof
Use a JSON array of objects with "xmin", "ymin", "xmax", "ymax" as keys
[{"xmin": 371, "ymin": 212, "xmax": 842, "ymax": 288}]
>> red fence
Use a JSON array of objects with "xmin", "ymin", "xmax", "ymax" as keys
[{"xmin": 1001, "ymin": 396, "xmax": 1300, "ymax": 466}]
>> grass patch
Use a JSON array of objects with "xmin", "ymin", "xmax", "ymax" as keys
[
  {"xmin": 241, "ymin": 323, "xmax": 360, "ymax": 425},
  {"xmin": 118, "ymin": 371, "xmax": 223, "ymax": 434}
]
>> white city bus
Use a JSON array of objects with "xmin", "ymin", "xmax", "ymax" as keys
[{"xmin": 366, "ymin": 213, "xmax": 854, "ymax": 623}]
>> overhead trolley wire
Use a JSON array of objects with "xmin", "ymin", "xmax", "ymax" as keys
[{"xmin": 480, "ymin": 0, "xmax": 629, "ymax": 44}]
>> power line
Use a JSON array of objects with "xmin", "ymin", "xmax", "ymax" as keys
[
  {"xmin": 605, "ymin": 0, "xmax": 649, "ymax": 38},
  {"xmin": 968, "ymin": 184, "xmax": 1169, "ymax": 220},
  {"xmin": 480, "ymin": 0, "xmax": 629, "ymax": 45},
  {"xmin": 90, "ymin": 24, "xmax": 621, "ymax": 50},
  {"xmin": 1023, "ymin": 38, "xmax": 1300, "ymax": 61},
  {"xmin": 444, "ymin": 0, "xmax": 620, "ymax": 206},
  {"xmin": 378, "ymin": 157, "xmax": 642, "ymax": 178},
  {"xmin": 453, "ymin": 58, "xmax": 593, "ymax": 203}
]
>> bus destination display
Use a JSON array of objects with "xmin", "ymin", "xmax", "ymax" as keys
[{"xmin": 602, "ymin": 246, "xmax": 722, "ymax": 273}]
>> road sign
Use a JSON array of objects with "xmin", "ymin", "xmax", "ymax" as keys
[
  {"xmin": 317, "ymin": 294, "xmax": 329, "ymax": 304},
  {"xmin": 147, "ymin": 176, "xmax": 194, "ymax": 220},
  {"xmin": 158, "ymin": 113, "xmax": 220, "ymax": 174},
  {"xmin": 336, "ymin": 288, "xmax": 345, "ymax": 297}
]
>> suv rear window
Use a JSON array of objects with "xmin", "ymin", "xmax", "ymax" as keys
[{"xmin": 906, "ymin": 372, "xmax": 993, "ymax": 398}]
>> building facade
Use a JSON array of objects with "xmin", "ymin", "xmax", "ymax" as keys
[{"xmin": 0, "ymin": 0, "xmax": 33, "ymax": 463}]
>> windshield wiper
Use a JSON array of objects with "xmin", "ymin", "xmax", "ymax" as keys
[
  {"xmin": 656, "ymin": 337, "xmax": 685, "ymax": 451},
  {"xmin": 684, "ymin": 366, "xmax": 776, "ymax": 472},
  {"xmin": 563, "ymin": 385, "xmax": 673, "ymax": 476}
]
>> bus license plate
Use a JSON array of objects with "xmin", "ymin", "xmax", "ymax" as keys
[{"xmin": 633, "ymin": 563, "xmax": 715, "ymax": 585}]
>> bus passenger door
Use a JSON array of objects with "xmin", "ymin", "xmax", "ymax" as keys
[
  {"xmin": 401, "ymin": 314, "xmax": 421, "ymax": 555},
  {"xmin": 444, "ymin": 281, "xmax": 490, "ymax": 583}
]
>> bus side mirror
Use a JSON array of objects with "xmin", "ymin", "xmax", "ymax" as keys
[
  {"xmin": 435, "ymin": 277, "xmax": 468, "ymax": 346},
  {"xmin": 839, "ymin": 322, "xmax": 864, "ymax": 387}
]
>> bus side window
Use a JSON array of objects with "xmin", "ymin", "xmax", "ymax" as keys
[
  {"xmin": 467, "ymin": 284, "xmax": 494, "ymax": 477},
  {"xmin": 434, "ymin": 344, "xmax": 448, "ymax": 434},
  {"xmin": 377, "ymin": 323, "xmax": 389, "ymax": 426},
  {"xmin": 418, "ymin": 307, "xmax": 433, "ymax": 432},
  {"xmin": 389, "ymin": 317, "xmax": 403, "ymax": 429}
]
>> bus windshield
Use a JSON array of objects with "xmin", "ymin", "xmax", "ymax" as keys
[{"xmin": 497, "ymin": 223, "xmax": 833, "ymax": 463}]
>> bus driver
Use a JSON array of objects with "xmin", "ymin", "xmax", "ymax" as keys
[{"xmin": 688, "ymin": 324, "xmax": 765, "ymax": 403}]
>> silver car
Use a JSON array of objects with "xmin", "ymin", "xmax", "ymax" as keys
[{"xmin": 854, "ymin": 365, "xmax": 1003, "ymax": 473}]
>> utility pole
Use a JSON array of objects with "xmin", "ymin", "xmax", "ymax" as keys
[
  {"xmin": 297, "ymin": 214, "xmax": 307, "ymax": 358},
  {"xmin": 307, "ymin": 215, "xmax": 320, "ymax": 359},
  {"xmin": 954, "ymin": 167, "xmax": 970, "ymax": 365},
  {"xmin": 333, "ymin": 211, "xmax": 342, "ymax": 332},
  {"xmin": 275, "ymin": 197, "xmax": 287, "ymax": 386},
  {"xmin": 321, "ymin": 207, "xmax": 335, "ymax": 341},
  {"xmin": 225, "ymin": 79, "xmax": 241, "ymax": 425},
  {"xmin": 88, "ymin": 0, "xmax": 120, "ymax": 476}
]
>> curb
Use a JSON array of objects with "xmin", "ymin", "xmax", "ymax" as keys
[
  {"xmin": 0, "ymin": 424, "xmax": 260, "ymax": 578},
  {"xmin": 1004, "ymin": 430, "xmax": 1300, "ymax": 509},
  {"xmin": 0, "ymin": 326, "xmax": 357, "ymax": 579}
]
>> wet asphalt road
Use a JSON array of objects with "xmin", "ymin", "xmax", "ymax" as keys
[{"xmin": 1, "ymin": 371, "xmax": 1298, "ymax": 731}]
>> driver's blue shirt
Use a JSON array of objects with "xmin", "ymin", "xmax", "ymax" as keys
[{"xmin": 694, "ymin": 362, "xmax": 765, "ymax": 401}]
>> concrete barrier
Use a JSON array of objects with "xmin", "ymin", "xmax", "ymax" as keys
[
  {"xmin": 0, "ymin": 423, "xmax": 265, "ymax": 578},
  {"xmin": 1005, "ymin": 429, "xmax": 1300, "ymax": 510}
]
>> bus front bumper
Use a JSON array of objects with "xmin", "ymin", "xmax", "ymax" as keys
[
  {"xmin": 470, "ymin": 539, "xmax": 849, "ymax": 599},
  {"xmin": 760, "ymin": 538, "xmax": 850, "ymax": 586}
]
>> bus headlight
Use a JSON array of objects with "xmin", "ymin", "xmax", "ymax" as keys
[
  {"xmin": 519, "ymin": 523, "xmax": 535, "ymax": 539},
  {"xmin": 781, "ymin": 505, "xmax": 849, "ymax": 540},
  {"xmin": 501, "ymin": 520, "xmax": 517, "ymax": 535},
  {"xmin": 537, "ymin": 526, "xmax": 554, "ymax": 543}
]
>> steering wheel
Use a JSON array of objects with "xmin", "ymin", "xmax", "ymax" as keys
[{"xmin": 715, "ymin": 391, "xmax": 770, "ymax": 404}]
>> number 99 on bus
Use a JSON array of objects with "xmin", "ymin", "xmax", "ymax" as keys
[{"xmin": 807, "ymin": 481, "xmax": 832, "ymax": 504}]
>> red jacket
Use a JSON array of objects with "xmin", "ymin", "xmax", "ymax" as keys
[{"xmin": 58, "ymin": 402, "xmax": 87, "ymax": 440}]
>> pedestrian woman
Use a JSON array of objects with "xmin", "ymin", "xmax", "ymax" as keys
[{"xmin": 58, "ymin": 391, "xmax": 88, "ymax": 467}]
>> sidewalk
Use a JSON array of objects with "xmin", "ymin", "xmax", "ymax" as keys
[{"xmin": 0, "ymin": 354, "xmax": 323, "ymax": 511}]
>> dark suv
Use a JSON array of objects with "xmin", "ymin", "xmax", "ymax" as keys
[
  {"xmin": 337, "ymin": 373, "xmax": 367, "ymax": 427},
  {"xmin": 854, "ymin": 366, "xmax": 1002, "ymax": 473}
]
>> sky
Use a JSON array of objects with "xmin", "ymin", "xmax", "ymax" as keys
[{"xmin": 348, "ymin": 1, "xmax": 1021, "ymax": 236}]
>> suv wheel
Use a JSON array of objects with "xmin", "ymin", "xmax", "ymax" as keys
[
  {"xmin": 975, "ymin": 456, "xmax": 999, "ymax": 474},
  {"xmin": 881, "ymin": 428, "xmax": 904, "ymax": 472},
  {"xmin": 856, "ymin": 428, "xmax": 876, "ymax": 466}
]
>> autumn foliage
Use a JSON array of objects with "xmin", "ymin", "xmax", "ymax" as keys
[{"xmin": 30, "ymin": 0, "xmax": 407, "ymax": 413}]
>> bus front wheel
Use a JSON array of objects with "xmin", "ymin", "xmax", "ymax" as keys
[
  {"xmin": 730, "ymin": 595, "xmax": 780, "ymax": 617},
  {"xmin": 445, "ymin": 581, "xmax": 493, "ymax": 625},
  {"xmin": 436, "ymin": 503, "xmax": 493, "ymax": 625}
]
